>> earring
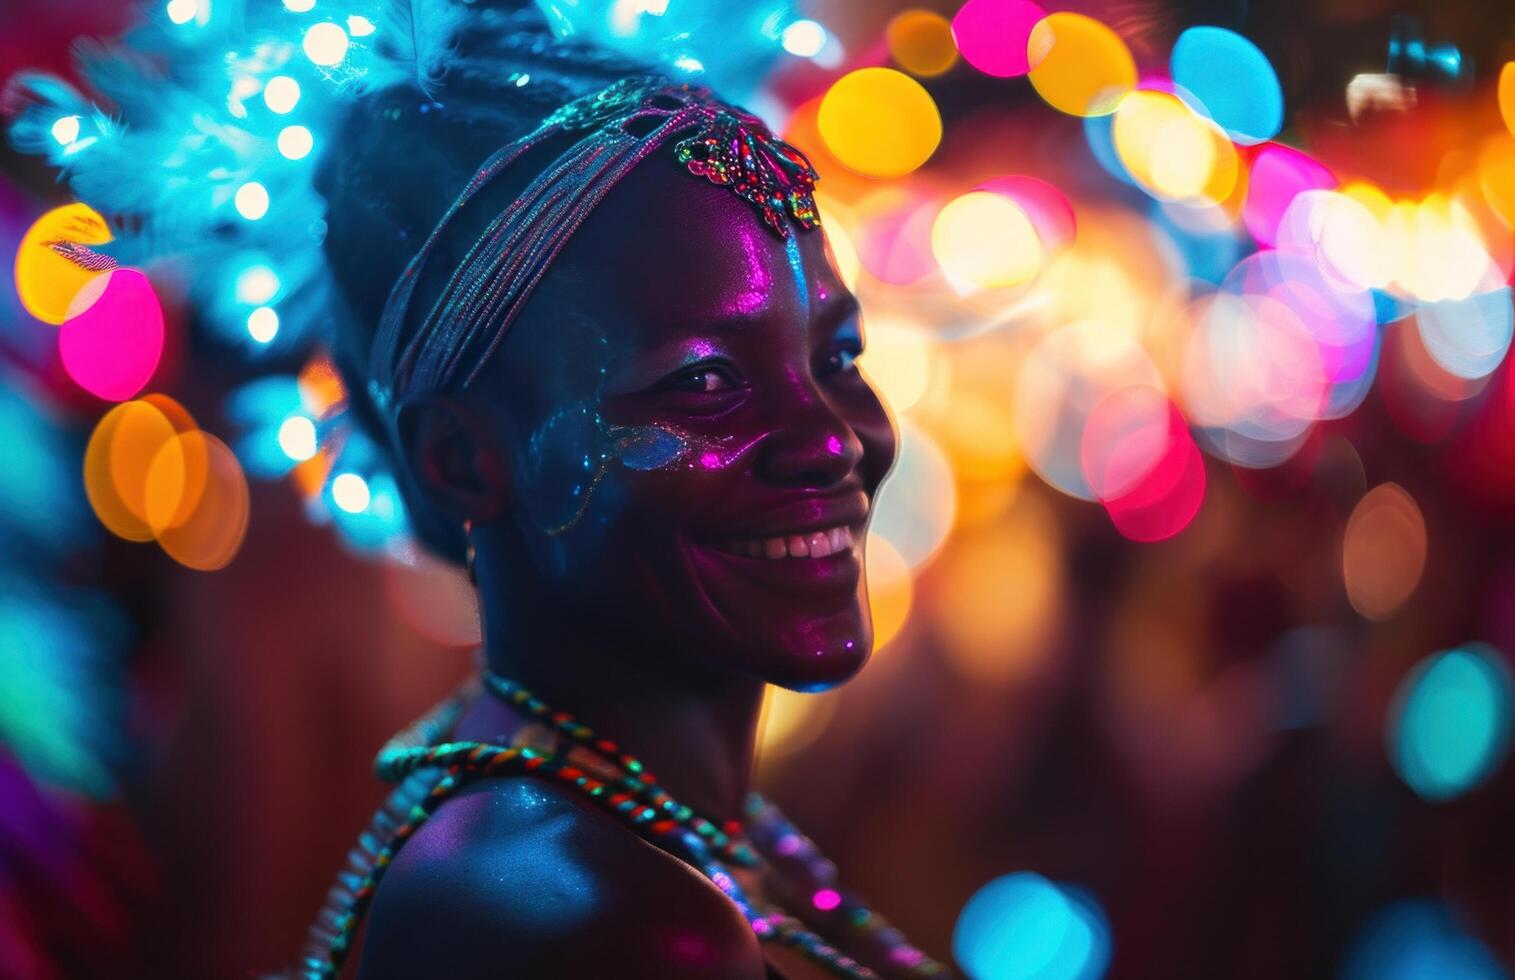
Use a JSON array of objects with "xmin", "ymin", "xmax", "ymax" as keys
[{"xmin": 463, "ymin": 518, "xmax": 477, "ymax": 584}]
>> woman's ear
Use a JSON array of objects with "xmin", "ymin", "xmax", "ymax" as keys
[{"xmin": 399, "ymin": 395, "xmax": 512, "ymax": 524}]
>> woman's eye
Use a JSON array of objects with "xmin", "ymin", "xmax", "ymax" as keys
[
  {"xmin": 665, "ymin": 365, "xmax": 738, "ymax": 394},
  {"xmin": 821, "ymin": 346, "xmax": 861, "ymax": 376}
]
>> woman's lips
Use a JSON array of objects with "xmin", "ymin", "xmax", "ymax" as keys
[{"xmin": 712, "ymin": 524, "xmax": 854, "ymax": 559}]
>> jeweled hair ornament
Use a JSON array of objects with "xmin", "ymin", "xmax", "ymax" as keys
[{"xmin": 370, "ymin": 76, "xmax": 821, "ymax": 420}]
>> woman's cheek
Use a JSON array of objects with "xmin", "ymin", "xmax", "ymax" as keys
[{"xmin": 515, "ymin": 400, "xmax": 614, "ymax": 536}]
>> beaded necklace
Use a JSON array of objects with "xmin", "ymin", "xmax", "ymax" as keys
[{"xmin": 291, "ymin": 676, "xmax": 952, "ymax": 980}]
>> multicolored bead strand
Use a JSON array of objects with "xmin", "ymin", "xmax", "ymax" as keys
[
  {"xmin": 292, "ymin": 678, "xmax": 951, "ymax": 979},
  {"xmin": 744, "ymin": 794, "xmax": 952, "ymax": 978},
  {"xmin": 482, "ymin": 672, "xmax": 760, "ymax": 867}
]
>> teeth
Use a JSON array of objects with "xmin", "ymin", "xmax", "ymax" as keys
[{"xmin": 722, "ymin": 525, "xmax": 854, "ymax": 560}]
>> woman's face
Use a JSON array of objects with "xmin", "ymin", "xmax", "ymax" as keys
[{"xmin": 472, "ymin": 153, "xmax": 896, "ymax": 691}]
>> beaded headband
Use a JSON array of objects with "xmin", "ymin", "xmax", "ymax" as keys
[{"xmin": 369, "ymin": 76, "xmax": 822, "ymax": 425}]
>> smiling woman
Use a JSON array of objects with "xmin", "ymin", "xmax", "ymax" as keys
[{"xmin": 279, "ymin": 3, "xmax": 939, "ymax": 978}]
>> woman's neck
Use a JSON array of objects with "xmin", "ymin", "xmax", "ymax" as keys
[{"xmin": 465, "ymin": 550, "xmax": 766, "ymax": 823}]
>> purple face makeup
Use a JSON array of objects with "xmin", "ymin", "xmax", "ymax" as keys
[{"xmin": 473, "ymin": 152, "xmax": 895, "ymax": 691}]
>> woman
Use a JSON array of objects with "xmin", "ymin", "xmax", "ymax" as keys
[{"xmin": 292, "ymin": 5, "xmax": 951, "ymax": 979}]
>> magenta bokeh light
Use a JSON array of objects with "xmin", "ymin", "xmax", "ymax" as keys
[
  {"xmin": 951, "ymin": 0, "xmax": 1047, "ymax": 78},
  {"xmin": 57, "ymin": 269, "xmax": 165, "ymax": 402},
  {"xmin": 1242, "ymin": 144, "xmax": 1337, "ymax": 247}
]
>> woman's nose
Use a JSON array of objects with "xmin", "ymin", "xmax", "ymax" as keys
[{"xmin": 754, "ymin": 390, "xmax": 866, "ymax": 490}]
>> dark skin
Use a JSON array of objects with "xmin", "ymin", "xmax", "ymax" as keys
[{"xmin": 357, "ymin": 148, "xmax": 899, "ymax": 979}]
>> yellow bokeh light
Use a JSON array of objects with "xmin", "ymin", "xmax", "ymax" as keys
[
  {"xmin": 935, "ymin": 388, "xmax": 1024, "ymax": 485},
  {"xmin": 1027, "ymin": 13, "xmax": 1137, "ymax": 117},
  {"xmin": 931, "ymin": 491, "xmax": 1063, "ymax": 685},
  {"xmin": 1400, "ymin": 196, "xmax": 1498, "ymax": 302},
  {"xmin": 152, "ymin": 432, "xmax": 250, "ymax": 571},
  {"xmin": 1500, "ymin": 62, "xmax": 1515, "ymax": 139},
  {"xmin": 85, "ymin": 403, "xmax": 156, "ymax": 542},
  {"xmin": 931, "ymin": 191, "xmax": 1043, "ymax": 292},
  {"xmin": 818, "ymin": 67, "xmax": 942, "ymax": 179},
  {"xmin": 886, "ymin": 8, "xmax": 959, "ymax": 77},
  {"xmin": 757, "ymin": 686, "xmax": 840, "ymax": 761},
  {"xmin": 1342, "ymin": 180, "xmax": 1394, "ymax": 222},
  {"xmin": 1342, "ymin": 482, "xmax": 1426, "ymax": 621},
  {"xmin": 108, "ymin": 400, "xmax": 179, "ymax": 527},
  {"xmin": 815, "ymin": 195, "xmax": 862, "ymax": 291},
  {"xmin": 858, "ymin": 318, "xmax": 936, "ymax": 413},
  {"xmin": 1112, "ymin": 90, "xmax": 1238, "ymax": 205},
  {"xmin": 1477, "ymin": 133, "xmax": 1515, "ymax": 229},
  {"xmin": 14, "ymin": 202, "xmax": 114, "ymax": 325},
  {"xmin": 141, "ymin": 394, "xmax": 207, "ymax": 533},
  {"xmin": 865, "ymin": 532, "xmax": 914, "ymax": 652},
  {"xmin": 1314, "ymin": 193, "xmax": 1392, "ymax": 291}
]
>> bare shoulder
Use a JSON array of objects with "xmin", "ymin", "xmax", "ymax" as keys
[{"xmin": 355, "ymin": 775, "xmax": 767, "ymax": 980}]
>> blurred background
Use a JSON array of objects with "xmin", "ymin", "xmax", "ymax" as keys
[{"xmin": 4, "ymin": 0, "xmax": 1515, "ymax": 977}]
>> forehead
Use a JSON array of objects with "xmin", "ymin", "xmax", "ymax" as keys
[{"xmin": 517, "ymin": 151, "xmax": 845, "ymax": 352}]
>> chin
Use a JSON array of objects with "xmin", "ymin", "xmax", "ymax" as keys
[
  {"xmin": 678, "ymin": 534, "xmax": 874, "ymax": 690},
  {"xmin": 756, "ymin": 610, "xmax": 873, "ymax": 691}
]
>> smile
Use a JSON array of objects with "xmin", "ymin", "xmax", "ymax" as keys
[{"xmin": 713, "ymin": 525, "xmax": 854, "ymax": 560}]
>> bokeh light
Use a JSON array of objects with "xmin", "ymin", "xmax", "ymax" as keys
[
  {"xmin": 1500, "ymin": 62, "xmax": 1515, "ymax": 138},
  {"xmin": 854, "ymin": 189, "xmax": 939, "ymax": 285},
  {"xmin": 303, "ymin": 22, "xmax": 349, "ymax": 67},
  {"xmin": 1343, "ymin": 899, "xmax": 1507, "ymax": 980},
  {"xmin": 235, "ymin": 262, "xmax": 281, "ymax": 305},
  {"xmin": 932, "ymin": 492, "xmax": 1062, "ymax": 685},
  {"xmin": 277, "ymin": 125, "xmax": 314, "ymax": 160},
  {"xmin": 931, "ymin": 191, "xmax": 1043, "ymax": 292},
  {"xmin": 1477, "ymin": 133, "xmax": 1515, "ymax": 228},
  {"xmin": 758, "ymin": 684, "xmax": 840, "ymax": 760},
  {"xmin": 247, "ymin": 305, "xmax": 280, "ymax": 343},
  {"xmin": 263, "ymin": 75, "xmax": 301, "ymax": 114},
  {"xmin": 108, "ymin": 399, "xmax": 179, "ymax": 529},
  {"xmin": 865, "ymin": 532, "xmax": 914, "ymax": 651},
  {"xmin": 14, "ymin": 202, "xmax": 114, "ymax": 325},
  {"xmin": 976, "ymin": 176, "xmax": 1076, "ymax": 256},
  {"xmin": 84, "ymin": 398, "xmax": 198, "ymax": 543},
  {"xmin": 1026, "ymin": 13, "xmax": 1136, "ymax": 117},
  {"xmin": 235, "ymin": 182, "xmax": 270, "ymax": 221},
  {"xmin": 886, "ymin": 9, "xmax": 958, "ymax": 78},
  {"xmin": 870, "ymin": 417, "xmax": 957, "ymax": 570},
  {"xmin": 150, "ymin": 432, "xmax": 249, "ymax": 570},
  {"xmin": 858, "ymin": 318, "xmax": 938, "ymax": 413},
  {"xmin": 1415, "ymin": 288, "xmax": 1513, "ymax": 381},
  {"xmin": 950, "ymin": 0, "xmax": 1045, "ymax": 79},
  {"xmin": 1082, "ymin": 386, "xmax": 1206, "ymax": 542},
  {"xmin": 1388, "ymin": 644, "xmax": 1513, "ymax": 801},
  {"xmin": 1112, "ymin": 89, "xmax": 1239, "ymax": 206},
  {"xmin": 1275, "ymin": 189, "xmax": 1393, "ymax": 291},
  {"xmin": 953, "ymin": 872, "xmax": 1112, "ymax": 980},
  {"xmin": 781, "ymin": 20, "xmax": 827, "ymax": 59},
  {"xmin": 331, "ymin": 472, "xmax": 371, "ymax": 514},
  {"xmin": 1015, "ymin": 320, "xmax": 1164, "ymax": 500},
  {"xmin": 1243, "ymin": 144, "xmax": 1336, "ymax": 247},
  {"xmin": 1398, "ymin": 197, "xmax": 1500, "ymax": 303},
  {"xmin": 50, "ymin": 116, "xmax": 81, "ymax": 146},
  {"xmin": 57, "ymin": 269, "xmax": 165, "ymax": 402},
  {"xmin": 1342, "ymin": 482, "xmax": 1426, "ymax": 621},
  {"xmin": 818, "ymin": 68, "xmax": 942, "ymax": 178},
  {"xmin": 1169, "ymin": 26, "xmax": 1283, "ymax": 144},
  {"xmin": 277, "ymin": 416, "xmax": 318, "ymax": 462}
]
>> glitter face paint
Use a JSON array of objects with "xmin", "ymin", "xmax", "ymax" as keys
[
  {"xmin": 468, "ymin": 153, "xmax": 896, "ymax": 692},
  {"xmin": 539, "ymin": 423, "xmax": 759, "ymax": 537}
]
